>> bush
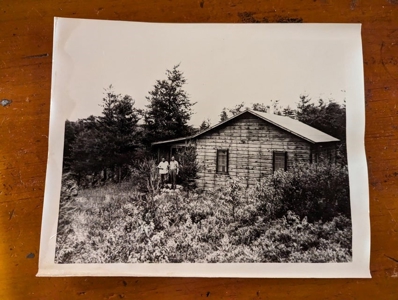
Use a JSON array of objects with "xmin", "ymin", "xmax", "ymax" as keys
[
  {"xmin": 55, "ymin": 176, "xmax": 352, "ymax": 263},
  {"xmin": 251, "ymin": 162, "xmax": 351, "ymax": 222},
  {"xmin": 177, "ymin": 147, "xmax": 201, "ymax": 192},
  {"xmin": 129, "ymin": 158, "xmax": 160, "ymax": 194},
  {"xmin": 253, "ymin": 211, "xmax": 352, "ymax": 262}
]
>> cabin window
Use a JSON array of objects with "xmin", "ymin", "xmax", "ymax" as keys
[
  {"xmin": 273, "ymin": 151, "xmax": 287, "ymax": 172},
  {"xmin": 216, "ymin": 149, "xmax": 229, "ymax": 174}
]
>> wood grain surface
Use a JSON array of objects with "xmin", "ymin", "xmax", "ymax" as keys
[{"xmin": 1, "ymin": 0, "xmax": 397, "ymax": 299}]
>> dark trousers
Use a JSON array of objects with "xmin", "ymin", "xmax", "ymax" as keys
[
  {"xmin": 170, "ymin": 169, "xmax": 177, "ymax": 189},
  {"xmin": 160, "ymin": 174, "xmax": 167, "ymax": 188}
]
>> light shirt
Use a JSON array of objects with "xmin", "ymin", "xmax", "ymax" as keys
[
  {"xmin": 158, "ymin": 161, "xmax": 169, "ymax": 174},
  {"xmin": 169, "ymin": 160, "xmax": 179, "ymax": 171}
]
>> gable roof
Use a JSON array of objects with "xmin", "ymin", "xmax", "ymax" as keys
[{"xmin": 152, "ymin": 109, "xmax": 339, "ymax": 145}]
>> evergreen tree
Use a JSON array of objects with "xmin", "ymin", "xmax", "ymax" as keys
[
  {"xmin": 296, "ymin": 95, "xmax": 346, "ymax": 141},
  {"xmin": 295, "ymin": 95, "xmax": 347, "ymax": 163},
  {"xmin": 219, "ymin": 109, "xmax": 228, "ymax": 122},
  {"xmin": 144, "ymin": 65, "xmax": 196, "ymax": 144},
  {"xmin": 251, "ymin": 102, "xmax": 269, "ymax": 113},
  {"xmin": 70, "ymin": 118, "xmax": 103, "ymax": 175},
  {"xmin": 97, "ymin": 86, "xmax": 142, "ymax": 181},
  {"xmin": 67, "ymin": 86, "xmax": 142, "ymax": 184},
  {"xmin": 228, "ymin": 102, "xmax": 246, "ymax": 116},
  {"xmin": 178, "ymin": 147, "xmax": 201, "ymax": 194},
  {"xmin": 219, "ymin": 102, "xmax": 246, "ymax": 122},
  {"xmin": 63, "ymin": 119, "xmax": 81, "ymax": 172},
  {"xmin": 199, "ymin": 118, "xmax": 211, "ymax": 132},
  {"xmin": 282, "ymin": 105, "xmax": 296, "ymax": 118}
]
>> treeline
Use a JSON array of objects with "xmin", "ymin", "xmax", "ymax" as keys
[
  {"xmin": 63, "ymin": 65, "xmax": 196, "ymax": 185},
  {"xmin": 63, "ymin": 64, "xmax": 347, "ymax": 186}
]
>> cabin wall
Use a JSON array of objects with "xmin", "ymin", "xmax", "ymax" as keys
[
  {"xmin": 195, "ymin": 114, "xmax": 312, "ymax": 190},
  {"xmin": 311, "ymin": 143, "xmax": 338, "ymax": 164}
]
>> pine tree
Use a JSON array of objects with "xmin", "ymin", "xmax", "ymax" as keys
[
  {"xmin": 251, "ymin": 102, "xmax": 269, "ymax": 113},
  {"xmin": 219, "ymin": 109, "xmax": 228, "ymax": 122},
  {"xmin": 295, "ymin": 95, "xmax": 347, "ymax": 163},
  {"xmin": 199, "ymin": 118, "xmax": 211, "ymax": 132},
  {"xmin": 219, "ymin": 102, "xmax": 246, "ymax": 122},
  {"xmin": 68, "ymin": 116, "xmax": 104, "ymax": 185},
  {"xmin": 144, "ymin": 65, "xmax": 196, "ymax": 144},
  {"xmin": 68, "ymin": 86, "xmax": 142, "ymax": 184},
  {"xmin": 97, "ymin": 86, "xmax": 142, "ymax": 182},
  {"xmin": 282, "ymin": 105, "xmax": 296, "ymax": 118}
]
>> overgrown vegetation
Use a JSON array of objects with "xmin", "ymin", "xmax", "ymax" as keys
[{"xmin": 55, "ymin": 163, "xmax": 351, "ymax": 263}]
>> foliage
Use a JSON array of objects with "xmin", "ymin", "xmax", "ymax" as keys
[
  {"xmin": 97, "ymin": 85, "xmax": 143, "ymax": 169},
  {"xmin": 177, "ymin": 147, "xmax": 201, "ymax": 192},
  {"xmin": 251, "ymin": 100, "xmax": 282, "ymax": 114},
  {"xmin": 63, "ymin": 85, "xmax": 143, "ymax": 183},
  {"xmin": 219, "ymin": 100, "xmax": 283, "ymax": 122},
  {"xmin": 251, "ymin": 102, "xmax": 268, "ymax": 113},
  {"xmin": 295, "ymin": 95, "xmax": 347, "ymax": 163},
  {"xmin": 56, "ymin": 165, "xmax": 352, "ymax": 264},
  {"xmin": 282, "ymin": 105, "xmax": 295, "ymax": 118},
  {"xmin": 251, "ymin": 162, "xmax": 350, "ymax": 222},
  {"xmin": 68, "ymin": 117, "xmax": 105, "ymax": 176},
  {"xmin": 296, "ymin": 95, "xmax": 346, "ymax": 142},
  {"xmin": 219, "ymin": 102, "xmax": 246, "ymax": 122},
  {"xmin": 253, "ymin": 211, "xmax": 352, "ymax": 263},
  {"xmin": 129, "ymin": 158, "xmax": 160, "ymax": 194},
  {"xmin": 144, "ymin": 65, "xmax": 196, "ymax": 145},
  {"xmin": 218, "ymin": 177, "xmax": 246, "ymax": 220},
  {"xmin": 199, "ymin": 118, "xmax": 211, "ymax": 132},
  {"xmin": 219, "ymin": 109, "xmax": 229, "ymax": 122},
  {"xmin": 63, "ymin": 120, "xmax": 80, "ymax": 172}
]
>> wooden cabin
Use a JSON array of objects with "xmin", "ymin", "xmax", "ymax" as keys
[{"xmin": 152, "ymin": 109, "xmax": 340, "ymax": 189}]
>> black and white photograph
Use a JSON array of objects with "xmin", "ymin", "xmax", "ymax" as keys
[{"xmin": 38, "ymin": 19, "xmax": 370, "ymax": 277}]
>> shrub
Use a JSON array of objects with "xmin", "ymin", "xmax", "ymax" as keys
[
  {"xmin": 177, "ymin": 146, "xmax": 201, "ymax": 193},
  {"xmin": 55, "ymin": 169, "xmax": 352, "ymax": 264},
  {"xmin": 252, "ymin": 162, "xmax": 351, "ymax": 222},
  {"xmin": 253, "ymin": 211, "xmax": 352, "ymax": 263},
  {"xmin": 129, "ymin": 158, "xmax": 160, "ymax": 194}
]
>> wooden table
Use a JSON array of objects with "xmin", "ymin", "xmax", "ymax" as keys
[{"xmin": 1, "ymin": 0, "xmax": 397, "ymax": 299}]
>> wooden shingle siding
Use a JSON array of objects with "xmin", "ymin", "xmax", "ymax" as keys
[{"xmin": 195, "ymin": 113, "xmax": 312, "ymax": 189}]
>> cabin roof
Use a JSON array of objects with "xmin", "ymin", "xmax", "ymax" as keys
[{"xmin": 151, "ymin": 109, "xmax": 340, "ymax": 145}]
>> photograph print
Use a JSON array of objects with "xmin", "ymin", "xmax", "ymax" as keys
[{"xmin": 39, "ymin": 18, "xmax": 369, "ymax": 277}]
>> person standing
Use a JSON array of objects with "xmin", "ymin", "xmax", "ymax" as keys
[
  {"xmin": 157, "ymin": 157, "xmax": 169, "ymax": 188},
  {"xmin": 169, "ymin": 156, "xmax": 179, "ymax": 190}
]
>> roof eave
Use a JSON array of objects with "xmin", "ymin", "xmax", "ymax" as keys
[
  {"xmin": 249, "ymin": 110, "xmax": 340, "ymax": 144},
  {"xmin": 151, "ymin": 109, "xmax": 340, "ymax": 145},
  {"xmin": 151, "ymin": 136, "xmax": 192, "ymax": 146},
  {"xmin": 151, "ymin": 110, "xmax": 249, "ymax": 146}
]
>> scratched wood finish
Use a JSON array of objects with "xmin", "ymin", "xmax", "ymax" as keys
[{"xmin": 0, "ymin": 0, "xmax": 397, "ymax": 299}]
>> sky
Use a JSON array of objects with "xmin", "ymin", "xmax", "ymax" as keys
[{"xmin": 55, "ymin": 20, "xmax": 355, "ymax": 127}]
